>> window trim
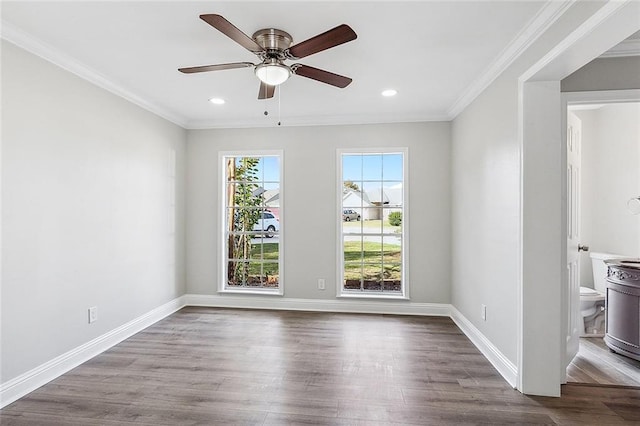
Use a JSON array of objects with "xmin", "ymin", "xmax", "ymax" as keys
[
  {"xmin": 218, "ymin": 150, "xmax": 284, "ymax": 296},
  {"xmin": 336, "ymin": 148, "xmax": 409, "ymax": 300}
]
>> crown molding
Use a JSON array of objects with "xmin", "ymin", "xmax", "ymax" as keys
[
  {"xmin": 519, "ymin": 0, "xmax": 638, "ymax": 83},
  {"xmin": 599, "ymin": 38, "xmax": 640, "ymax": 58},
  {"xmin": 1, "ymin": 20, "xmax": 189, "ymax": 129},
  {"xmin": 447, "ymin": 0, "xmax": 575, "ymax": 119}
]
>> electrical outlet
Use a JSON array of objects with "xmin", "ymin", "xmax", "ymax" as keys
[
  {"xmin": 318, "ymin": 279, "xmax": 326, "ymax": 290},
  {"xmin": 88, "ymin": 306, "xmax": 98, "ymax": 324},
  {"xmin": 481, "ymin": 304, "xmax": 487, "ymax": 321}
]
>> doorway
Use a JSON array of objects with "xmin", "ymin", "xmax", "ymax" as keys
[
  {"xmin": 513, "ymin": 0, "xmax": 640, "ymax": 395},
  {"xmin": 565, "ymin": 101, "xmax": 640, "ymax": 387}
]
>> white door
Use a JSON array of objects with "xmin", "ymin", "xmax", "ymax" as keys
[{"xmin": 565, "ymin": 111, "xmax": 583, "ymax": 372}]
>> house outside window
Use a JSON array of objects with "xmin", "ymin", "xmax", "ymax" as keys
[
  {"xmin": 338, "ymin": 149, "xmax": 408, "ymax": 298},
  {"xmin": 220, "ymin": 151, "xmax": 283, "ymax": 295}
]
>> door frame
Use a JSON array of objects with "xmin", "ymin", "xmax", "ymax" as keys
[
  {"xmin": 561, "ymin": 89, "xmax": 640, "ymax": 372},
  {"xmin": 517, "ymin": 1, "xmax": 640, "ymax": 396}
]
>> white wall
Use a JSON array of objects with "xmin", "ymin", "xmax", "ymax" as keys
[
  {"xmin": 1, "ymin": 41, "xmax": 187, "ymax": 383},
  {"xmin": 561, "ymin": 57, "xmax": 640, "ymax": 93},
  {"xmin": 577, "ymin": 103, "xmax": 640, "ymax": 286},
  {"xmin": 451, "ymin": 75, "xmax": 522, "ymax": 364},
  {"xmin": 451, "ymin": 0, "xmax": 608, "ymax": 371},
  {"xmin": 186, "ymin": 122, "xmax": 451, "ymax": 303}
]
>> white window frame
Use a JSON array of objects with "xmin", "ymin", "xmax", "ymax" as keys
[
  {"xmin": 337, "ymin": 148, "xmax": 409, "ymax": 299},
  {"xmin": 218, "ymin": 150, "xmax": 284, "ymax": 295}
]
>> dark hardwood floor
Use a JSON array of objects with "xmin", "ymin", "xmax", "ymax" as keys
[
  {"xmin": 2, "ymin": 307, "xmax": 639, "ymax": 425},
  {"xmin": 567, "ymin": 337, "xmax": 640, "ymax": 387}
]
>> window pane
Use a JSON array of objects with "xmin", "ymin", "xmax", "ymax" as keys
[
  {"xmin": 342, "ymin": 214, "xmax": 362, "ymax": 234},
  {"xmin": 343, "ymin": 262, "xmax": 362, "ymax": 290},
  {"xmin": 362, "ymin": 154, "xmax": 382, "ymax": 181},
  {"xmin": 382, "ymin": 154, "xmax": 403, "ymax": 181},
  {"xmin": 363, "ymin": 184, "xmax": 385, "ymax": 203},
  {"xmin": 223, "ymin": 153, "xmax": 281, "ymax": 292},
  {"xmin": 262, "ymin": 156, "xmax": 280, "ymax": 183},
  {"xmin": 264, "ymin": 262, "xmax": 279, "ymax": 287},
  {"xmin": 340, "ymin": 151, "xmax": 405, "ymax": 296},
  {"xmin": 383, "ymin": 182, "xmax": 403, "ymax": 205},
  {"xmin": 343, "ymin": 237, "xmax": 363, "ymax": 262},
  {"xmin": 362, "ymin": 241, "xmax": 382, "ymax": 265},
  {"xmin": 261, "ymin": 242, "xmax": 279, "ymax": 263},
  {"xmin": 249, "ymin": 240, "xmax": 265, "ymax": 259},
  {"xmin": 383, "ymin": 264, "xmax": 402, "ymax": 292},
  {"xmin": 227, "ymin": 261, "xmax": 249, "ymax": 286},
  {"xmin": 342, "ymin": 155, "xmax": 362, "ymax": 182},
  {"xmin": 382, "ymin": 237, "xmax": 402, "ymax": 263},
  {"xmin": 247, "ymin": 261, "xmax": 264, "ymax": 286},
  {"xmin": 226, "ymin": 234, "xmax": 243, "ymax": 260},
  {"xmin": 362, "ymin": 263, "xmax": 383, "ymax": 291},
  {"xmin": 263, "ymin": 187, "xmax": 279, "ymax": 209}
]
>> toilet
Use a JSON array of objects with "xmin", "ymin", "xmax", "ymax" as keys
[{"xmin": 580, "ymin": 252, "xmax": 625, "ymax": 336}]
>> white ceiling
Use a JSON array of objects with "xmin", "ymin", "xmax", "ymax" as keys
[{"xmin": 2, "ymin": 1, "xmax": 556, "ymax": 129}]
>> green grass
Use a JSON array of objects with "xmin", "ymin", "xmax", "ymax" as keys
[
  {"xmin": 248, "ymin": 243, "xmax": 279, "ymax": 275},
  {"xmin": 250, "ymin": 242, "xmax": 279, "ymax": 260},
  {"xmin": 343, "ymin": 241, "xmax": 401, "ymax": 280},
  {"xmin": 343, "ymin": 241, "xmax": 400, "ymax": 262},
  {"xmin": 230, "ymin": 240, "xmax": 401, "ymax": 284}
]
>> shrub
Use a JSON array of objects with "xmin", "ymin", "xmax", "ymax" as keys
[{"xmin": 388, "ymin": 211, "xmax": 402, "ymax": 226}]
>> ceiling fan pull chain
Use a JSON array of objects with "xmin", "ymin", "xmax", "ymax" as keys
[{"xmin": 278, "ymin": 85, "xmax": 282, "ymax": 126}]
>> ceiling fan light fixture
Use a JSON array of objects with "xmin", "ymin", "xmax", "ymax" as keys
[
  {"xmin": 180, "ymin": 15, "xmax": 357, "ymax": 99},
  {"xmin": 255, "ymin": 62, "xmax": 291, "ymax": 86}
]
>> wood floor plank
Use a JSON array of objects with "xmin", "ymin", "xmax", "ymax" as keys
[
  {"xmin": 567, "ymin": 337, "xmax": 640, "ymax": 387},
  {"xmin": 2, "ymin": 307, "xmax": 639, "ymax": 425}
]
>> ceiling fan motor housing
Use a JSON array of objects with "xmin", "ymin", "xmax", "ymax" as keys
[{"xmin": 252, "ymin": 28, "xmax": 293, "ymax": 60}]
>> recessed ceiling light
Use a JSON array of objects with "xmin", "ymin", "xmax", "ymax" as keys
[
  {"xmin": 209, "ymin": 97, "xmax": 225, "ymax": 105},
  {"xmin": 381, "ymin": 89, "xmax": 397, "ymax": 97}
]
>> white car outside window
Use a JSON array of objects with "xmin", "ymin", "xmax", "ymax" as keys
[{"xmin": 253, "ymin": 212, "xmax": 279, "ymax": 237}]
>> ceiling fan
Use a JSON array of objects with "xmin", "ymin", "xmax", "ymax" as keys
[{"xmin": 179, "ymin": 14, "xmax": 357, "ymax": 99}]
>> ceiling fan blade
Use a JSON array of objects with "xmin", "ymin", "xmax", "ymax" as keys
[
  {"xmin": 179, "ymin": 62, "xmax": 254, "ymax": 74},
  {"xmin": 292, "ymin": 64, "xmax": 352, "ymax": 88},
  {"xmin": 200, "ymin": 14, "xmax": 264, "ymax": 54},
  {"xmin": 287, "ymin": 24, "xmax": 357, "ymax": 59},
  {"xmin": 258, "ymin": 81, "xmax": 275, "ymax": 99}
]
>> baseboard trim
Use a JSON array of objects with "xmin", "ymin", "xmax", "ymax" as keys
[
  {"xmin": 0, "ymin": 296, "xmax": 187, "ymax": 409},
  {"xmin": 450, "ymin": 306, "xmax": 518, "ymax": 388},
  {"xmin": 2, "ymin": 295, "xmax": 519, "ymax": 408},
  {"xmin": 183, "ymin": 293, "xmax": 452, "ymax": 317}
]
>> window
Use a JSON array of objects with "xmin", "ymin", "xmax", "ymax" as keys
[
  {"xmin": 339, "ymin": 150, "xmax": 407, "ymax": 298},
  {"xmin": 220, "ymin": 152, "xmax": 282, "ymax": 294}
]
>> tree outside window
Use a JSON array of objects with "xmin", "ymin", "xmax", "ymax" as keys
[{"xmin": 222, "ymin": 153, "xmax": 282, "ymax": 292}]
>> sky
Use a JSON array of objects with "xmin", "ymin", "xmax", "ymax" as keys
[
  {"xmin": 342, "ymin": 153, "xmax": 403, "ymax": 185},
  {"xmin": 232, "ymin": 152, "xmax": 404, "ymax": 191}
]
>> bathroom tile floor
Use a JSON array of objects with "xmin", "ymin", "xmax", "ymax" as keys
[{"xmin": 568, "ymin": 337, "xmax": 640, "ymax": 387}]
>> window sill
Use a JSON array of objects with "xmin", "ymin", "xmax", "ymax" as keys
[
  {"xmin": 337, "ymin": 293, "xmax": 409, "ymax": 301},
  {"xmin": 219, "ymin": 288, "xmax": 283, "ymax": 296}
]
